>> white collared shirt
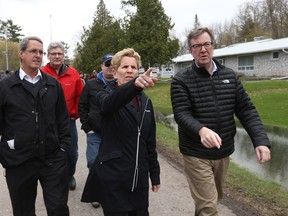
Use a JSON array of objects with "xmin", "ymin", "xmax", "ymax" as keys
[
  {"xmin": 195, "ymin": 60, "xmax": 218, "ymax": 75},
  {"xmin": 212, "ymin": 60, "xmax": 218, "ymax": 74},
  {"xmin": 19, "ymin": 68, "xmax": 42, "ymax": 84}
]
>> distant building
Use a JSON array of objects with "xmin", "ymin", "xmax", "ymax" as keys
[
  {"xmin": 172, "ymin": 37, "xmax": 288, "ymax": 77},
  {"xmin": 151, "ymin": 67, "xmax": 160, "ymax": 78},
  {"xmin": 160, "ymin": 65, "xmax": 174, "ymax": 78}
]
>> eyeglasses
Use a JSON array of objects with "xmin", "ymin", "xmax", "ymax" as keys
[
  {"xmin": 190, "ymin": 42, "xmax": 213, "ymax": 50},
  {"xmin": 26, "ymin": 49, "xmax": 46, "ymax": 56},
  {"xmin": 104, "ymin": 61, "xmax": 111, "ymax": 67},
  {"xmin": 49, "ymin": 52, "xmax": 64, "ymax": 56}
]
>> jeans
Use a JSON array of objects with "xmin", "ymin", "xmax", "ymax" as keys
[
  {"xmin": 68, "ymin": 119, "xmax": 78, "ymax": 177},
  {"xmin": 86, "ymin": 131, "xmax": 102, "ymax": 169}
]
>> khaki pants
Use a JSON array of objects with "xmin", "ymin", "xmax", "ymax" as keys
[{"xmin": 183, "ymin": 155, "xmax": 230, "ymax": 216}]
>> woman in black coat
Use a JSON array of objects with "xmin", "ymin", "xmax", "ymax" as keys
[{"xmin": 81, "ymin": 48, "xmax": 160, "ymax": 216}]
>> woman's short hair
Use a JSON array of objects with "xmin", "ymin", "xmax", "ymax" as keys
[{"xmin": 111, "ymin": 48, "xmax": 142, "ymax": 70}]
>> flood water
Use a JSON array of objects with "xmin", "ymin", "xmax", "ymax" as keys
[{"xmin": 160, "ymin": 114, "xmax": 288, "ymax": 191}]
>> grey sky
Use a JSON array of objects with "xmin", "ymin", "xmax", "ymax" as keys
[{"xmin": 0, "ymin": 0, "xmax": 248, "ymax": 57}]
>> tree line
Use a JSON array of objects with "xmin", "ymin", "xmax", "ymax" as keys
[{"xmin": 1, "ymin": 0, "xmax": 288, "ymax": 74}]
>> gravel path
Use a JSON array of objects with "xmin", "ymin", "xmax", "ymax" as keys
[{"xmin": 0, "ymin": 121, "xmax": 237, "ymax": 215}]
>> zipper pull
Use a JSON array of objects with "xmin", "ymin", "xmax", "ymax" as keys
[{"xmin": 35, "ymin": 111, "xmax": 38, "ymax": 123}]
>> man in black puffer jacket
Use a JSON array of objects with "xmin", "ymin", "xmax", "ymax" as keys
[{"xmin": 170, "ymin": 28, "xmax": 271, "ymax": 216}]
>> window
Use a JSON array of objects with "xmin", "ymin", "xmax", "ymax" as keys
[
  {"xmin": 217, "ymin": 58, "xmax": 225, "ymax": 65},
  {"xmin": 271, "ymin": 51, "xmax": 279, "ymax": 60},
  {"xmin": 238, "ymin": 55, "xmax": 254, "ymax": 71}
]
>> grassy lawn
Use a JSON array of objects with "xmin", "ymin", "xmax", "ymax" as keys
[
  {"xmin": 146, "ymin": 80, "xmax": 288, "ymax": 128},
  {"xmin": 146, "ymin": 82, "xmax": 173, "ymax": 114},
  {"xmin": 146, "ymin": 79, "xmax": 288, "ymax": 215},
  {"xmin": 242, "ymin": 80, "xmax": 288, "ymax": 127}
]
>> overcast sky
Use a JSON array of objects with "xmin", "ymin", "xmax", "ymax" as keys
[{"xmin": 0, "ymin": 0, "xmax": 248, "ymax": 57}]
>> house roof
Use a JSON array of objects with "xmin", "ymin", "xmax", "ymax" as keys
[{"xmin": 173, "ymin": 37, "xmax": 288, "ymax": 63}]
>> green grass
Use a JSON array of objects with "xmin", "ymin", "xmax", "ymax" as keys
[
  {"xmin": 146, "ymin": 80, "xmax": 288, "ymax": 128},
  {"xmin": 145, "ymin": 82, "xmax": 173, "ymax": 114},
  {"xmin": 156, "ymin": 122, "xmax": 179, "ymax": 152},
  {"xmin": 156, "ymin": 122, "xmax": 288, "ymax": 214},
  {"xmin": 242, "ymin": 80, "xmax": 288, "ymax": 127},
  {"xmin": 226, "ymin": 163, "xmax": 288, "ymax": 205},
  {"xmin": 225, "ymin": 163, "xmax": 288, "ymax": 215},
  {"xmin": 149, "ymin": 80, "xmax": 288, "ymax": 215}
]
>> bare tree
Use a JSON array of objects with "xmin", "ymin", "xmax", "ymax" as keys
[
  {"xmin": 263, "ymin": 0, "xmax": 288, "ymax": 38},
  {"xmin": 210, "ymin": 21, "xmax": 239, "ymax": 48},
  {"xmin": 235, "ymin": 1, "xmax": 267, "ymax": 42}
]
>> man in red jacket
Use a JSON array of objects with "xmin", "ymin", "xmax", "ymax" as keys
[{"xmin": 42, "ymin": 41, "xmax": 84, "ymax": 191}]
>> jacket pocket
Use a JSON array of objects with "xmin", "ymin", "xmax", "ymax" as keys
[{"xmin": 98, "ymin": 150, "xmax": 122, "ymax": 163}]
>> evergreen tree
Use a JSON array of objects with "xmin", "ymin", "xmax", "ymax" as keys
[
  {"xmin": 0, "ymin": 19, "xmax": 23, "ymax": 42},
  {"xmin": 74, "ymin": 0, "xmax": 124, "ymax": 74},
  {"xmin": 0, "ymin": 19, "xmax": 23, "ymax": 71},
  {"xmin": 122, "ymin": 0, "xmax": 179, "ymax": 69},
  {"xmin": 193, "ymin": 14, "xmax": 201, "ymax": 30},
  {"xmin": 61, "ymin": 41, "xmax": 71, "ymax": 65}
]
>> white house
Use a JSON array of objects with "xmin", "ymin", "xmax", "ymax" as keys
[
  {"xmin": 159, "ymin": 65, "xmax": 174, "ymax": 78},
  {"xmin": 172, "ymin": 37, "xmax": 288, "ymax": 77}
]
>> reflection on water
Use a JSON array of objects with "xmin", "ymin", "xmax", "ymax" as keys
[
  {"xmin": 233, "ymin": 127, "xmax": 288, "ymax": 191},
  {"xmin": 158, "ymin": 113, "xmax": 288, "ymax": 191}
]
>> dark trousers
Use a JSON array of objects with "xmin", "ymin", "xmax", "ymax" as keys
[
  {"xmin": 5, "ymin": 152, "xmax": 70, "ymax": 216},
  {"xmin": 103, "ymin": 209, "xmax": 149, "ymax": 216},
  {"xmin": 68, "ymin": 119, "xmax": 78, "ymax": 177}
]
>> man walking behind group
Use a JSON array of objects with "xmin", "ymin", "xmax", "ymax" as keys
[
  {"xmin": 42, "ymin": 42, "xmax": 84, "ymax": 190},
  {"xmin": 78, "ymin": 53, "xmax": 115, "ymax": 208},
  {"xmin": 170, "ymin": 28, "xmax": 271, "ymax": 216},
  {"xmin": 0, "ymin": 36, "xmax": 70, "ymax": 216}
]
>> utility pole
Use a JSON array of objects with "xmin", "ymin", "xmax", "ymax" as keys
[
  {"xmin": 50, "ymin": 14, "xmax": 52, "ymax": 42},
  {"xmin": 5, "ymin": 28, "xmax": 9, "ymax": 71}
]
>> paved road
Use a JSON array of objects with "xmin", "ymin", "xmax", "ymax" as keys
[{"xmin": 0, "ymin": 121, "xmax": 236, "ymax": 215}]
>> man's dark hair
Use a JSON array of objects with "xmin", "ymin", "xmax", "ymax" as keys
[{"xmin": 187, "ymin": 27, "xmax": 214, "ymax": 48}]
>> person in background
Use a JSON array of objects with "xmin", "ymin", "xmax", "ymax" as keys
[
  {"xmin": 81, "ymin": 48, "xmax": 160, "ymax": 216},
  {"xmin": 41, "ymin": 41, "xmax": 84, "ymax": 191},
  {"xmin": 0, "ymin": 36, "xmax": 70, "ymax": 216},
  {"xmin": 78, "ymin": 53, "xmax": 115, "ymax": 208},
  {"xmin": 1, "ymin": 70, "xmax": 10, "ymax": 79},
  {"xmin": 79, "ymin": 72, "xmax": 86, "ymax": 85},
  {"xmin": 83, "ymin": 73, "xmax": 88, "ymax": 83},
  {"xmin": 170, "ymin": 27, "xmax": 271, "ymax": 216},
  {"xmin": 89, "ymin": 70, "xmax": 98, "ymax": 80}
]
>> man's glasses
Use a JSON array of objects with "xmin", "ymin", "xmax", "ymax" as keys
[
  {"xmin": 26, "ymin": 49, "xmax": 46, "ymax": 56},
  {"xmin": 49, "ymin": 52, "xmax": 64, "ymax": 56},
  {"xmin": 190, "ymin": 42, "xmax": 213, "ymax": 50},
  {"xmin": 104, "ymin": 61, "xmax": 111, "ymax": 67}
]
